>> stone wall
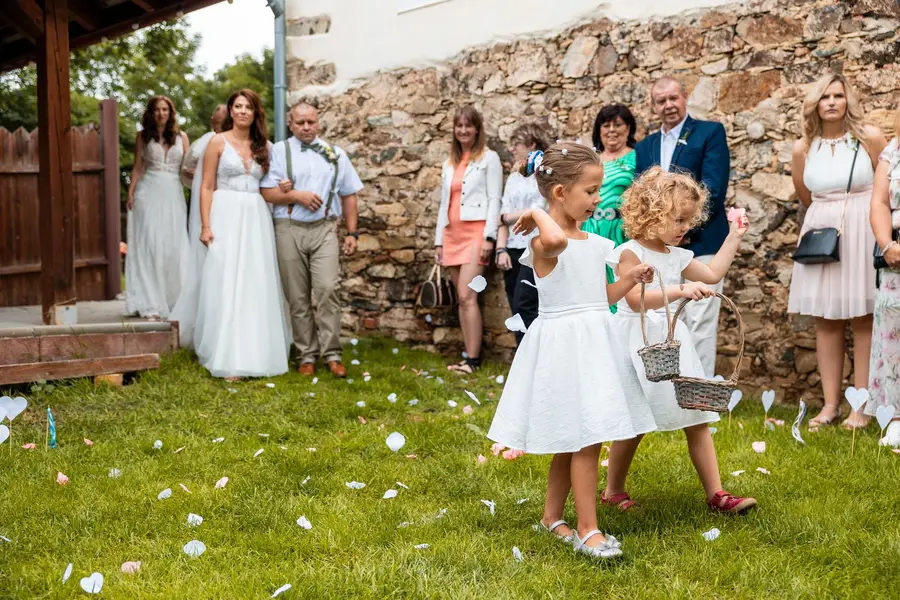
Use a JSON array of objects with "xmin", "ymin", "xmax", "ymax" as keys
[{"xmin": 301, "ymin": 0, "xmax": 900, "ymax": 400}]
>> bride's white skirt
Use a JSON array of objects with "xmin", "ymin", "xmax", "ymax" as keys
[
  {"xmin": 125, "ymin": 170, "xmax": 187, "ymax": 318},
  {"xmin": 194, "ymin": 188, "xmax": 290, "ymax": 378}
]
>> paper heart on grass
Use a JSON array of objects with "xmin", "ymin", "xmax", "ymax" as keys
[
  {"xmin": 0, "ymin": 396, "xmax": 27, "ymax": 421},
  {"xmin": 0, "ymin": 426, "xmax": 8, "ymax": 445},
  {"xmin": 296, "ymin": 515, "xmax": 312, "ymax": 530},
  {"xmin": 876, "ymin": 405, "xmax": 896, "ymax": 431},
  {"xmin": 386, "ymin": 432, "xmax": 406, "ymax": 452},
  {"xmin": 761, "ymin": 390, "xmax": 775, "ymax": 413},
  {"xmin": 845, "ymin": 387, "xmax": 870, "ymax": 413},
  {"xmin": 728, "ymin": 390, "xmax": 743, "ymax": 413},
  {"xmin": 79, "ymin": 573, "xmax": 104, "ymax": 594},
  {"xmin": 183, "ymin": 540, "xmax": 206, "ymax": 558}
]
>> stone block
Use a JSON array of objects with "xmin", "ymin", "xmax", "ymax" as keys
[
  {"xmin": 804, "ymin": 5, "xmax": 848, "ymax": 40},
  {"xmin": 506, "ymin": 45, "xmax": 550, "ymax": 88},
  {"xmin": 718, "ymin": 71, "xmax": 782, "ymax": 114},
  {"xmin": 735, "ymin": 14, "xmax": 804, "ymax": 47},
  {"xmin": 560, "ymin": 36, "xmax": 599, "ymax": 78},
  {"xmin": 750, "ymin": 172, "xmax": 794, "ymax": 202},
  {"xmin": 704, "ymin": 28, "xmax": 734, "ymax": 54}
]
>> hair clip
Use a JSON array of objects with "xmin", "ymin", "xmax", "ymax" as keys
[
  {"xmin": 546, "ymin": 168, "xmax": 553, "ymax": 175},
  {"xmin": 526, "ymin": 150, "xmax": 545, "ymax": 176}
]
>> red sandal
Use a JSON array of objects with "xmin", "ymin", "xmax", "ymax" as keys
[
  {"xmin": 708, "ymin": 490, "xmax": 757, "ymax": 514},
  {"xmin": 600, "ymin": 490, "xmax": 640, "ymax": 512}
]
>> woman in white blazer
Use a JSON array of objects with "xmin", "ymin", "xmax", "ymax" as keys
[{"xmin": 434, "ymin": 105, "xmax": 503, "ymax": 374}]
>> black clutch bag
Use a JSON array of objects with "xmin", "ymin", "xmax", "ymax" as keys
[
  {"xmin": 873, "ymin": 229, "xmax": 900, "ymax": 270},
  {"xmin": 793, "ymin": 142, "xmax": 859, "ymax": 265}
]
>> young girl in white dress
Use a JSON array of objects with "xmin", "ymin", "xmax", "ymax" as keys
[
  {"xmin": 487, "ymin": 143, "xmax": 654, "ymax": 560},
  {"xmin": 603, "ymin": 167, "xmax": 756, "ymax": 514}
]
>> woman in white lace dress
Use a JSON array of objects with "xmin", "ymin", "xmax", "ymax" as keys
[
  {"xmin": 193, "ymin": 89, "xmax": 290, "ymax": 380},
  {"xmin": 788, "ymin": 74, "xmax": 886, "ymax": 429},
  {"xmin": 126, "ymin": 96, "xmax": 189, "ymax": 318}
]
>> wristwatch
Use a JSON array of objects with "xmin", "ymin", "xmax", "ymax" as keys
[
  {"xmin": 347, "ymin": 232, "xmax": 359, "ymax": 239},
  {"xmin": 485, "ymin": 236, "xmax": 496, "ymax": 243}
]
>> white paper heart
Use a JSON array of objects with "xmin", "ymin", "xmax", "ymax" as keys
[
  {"xmin": 62, "ymin": 563, "xmax": 73, "ymax": 584},
  {"xmin": 0, "ymin": 396, "xmax": 27, "ymax": 421},
  {"xmin": 467, "ymin": 275, "xmax": 487, "ymax": 293},
  {"xmin": 728, "ymin": 390, "xmax": 743, "ymax": 413},
  {"xmin": 356, "ymin": 401, "xmax": 366, "ymax": 408},
  {"xmin": 383, "ymin": 489, "xmax": 398, "ymax": 499},
  {"xmin": 496, "ymin": 375, "xmax": 505, "ymax": 384},
  {"xmin": 702, "ymin": 528, "xmax": 721, "ymax": 542},
  {"xmin": 296, "ymin": 515, "xmax": 312, "ymax": 530},
  {"xmin": 79, "ymin": 573, "xmax": 104, "ymax": 594},
  {"xmin": 386, "ymin": 432, "xmax": 406, "ymax": 452},
  {"xmin": 153, "ymin": 440, "xmax": 163, "ymax": 450},
  {"xmin": 392, "ymin": 348, "xmax": 399, "ymax": 354},
  {"xmin": 0, "ymin": 425, "xmax": 8, "ymax": 445},
  {"xmin": 512, "ymin": 546, "xmax": 524, "ymax": 562},
  {"xmin": 876, "ymin": 404, "xmax": 896, "ymax": 431},
  {"xmin": 345, "ymin": 481, "xmax": 366, "ymax": 489},
  {"xmin": 183, "ymin": 540, "xmax": 206, "ymax": 557},
  {"xmin": 157, "ymin": 488, "xmax": 172, "ymax": 500},
  {"xmin": 447, "ymin": 400, "xmax": 458, "ymax": 408},
  {"xmin": 504, "ymin": 313, "xmax": 527, "ymax": 333},
  {"xmin": 761, "ymin": 390, "xmax": 775, "ymax": 413},
  {"xmin": 408, "ymin": 399, "xmax": 419, "ymax": 406},
  {"xmin": 272, "ymin": 583, "xmax": 293, "ymax": 597},
  {"xmin": 387, "ymin": 393, "xmax": 397, "ymax": 403},
  {"xmin": 187, "ymin": 513, "xmax": 203, "ymax": 527},
  {"xmin": 845, "ymin": 387, "xmax": 869, "ymax": 412},
  {"xmin": 351, "ymin": 359, "xmax": 361, "ymax": 366}
]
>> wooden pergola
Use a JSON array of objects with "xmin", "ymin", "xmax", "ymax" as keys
[{"xmin": 0, "ymin": 0, "xmax": 222, "ymax": 324}]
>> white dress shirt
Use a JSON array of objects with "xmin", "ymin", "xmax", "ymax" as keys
[
  {"xmin": 499, "ymin": 172, "xmax": 546, "ymax": 249},
  {"xmin": 660, "ymin": 115, "xmax": 688, "ymax": 172},
  {"xmin": 261, "ymin": 136, "xmax": 363, "ymax": 222}
]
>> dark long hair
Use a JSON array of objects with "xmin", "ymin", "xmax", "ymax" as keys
[
  {"xmin": 140, "ymin": 95, "xmax": 179, "ymax": 147},
  {"xmin": 592, "ymin": 104, "xmax": 637, "ymax": 152},
  {"xmin": 221, "ymin": 89, "xmax": 270, "ymax": 173},
  {"xmin": 450, "ymin": 105, "xmax": 486, "ymax": 167}
]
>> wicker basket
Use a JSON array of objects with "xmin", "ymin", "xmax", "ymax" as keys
[
  {"xmin": 671, "ymin": 293, "xmax": 744, "ymax": 413},
  {"xmin": 636, "ymin": 267, "xmax": 681, "ymax": 383}
]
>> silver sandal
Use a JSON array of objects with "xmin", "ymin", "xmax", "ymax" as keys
[
  {"xmin": 573, "ymin": 529, "xmax": 623, "ymax": 559},
  {"xmin": 534, "ymin": 519, "xmax": 575, "ymax": 546}
]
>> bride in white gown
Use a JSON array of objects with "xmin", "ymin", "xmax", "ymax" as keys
[
  {"xmin": 193, "ymin": 89, "xmax": 290, "ymax": 379},
  {"xmin": 126, "ymin": 95, "xmax": 189, "ymax": 318}
]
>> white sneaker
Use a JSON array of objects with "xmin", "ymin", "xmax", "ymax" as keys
[{"xmin": 879, "ymin": 420, "xmax": 900, "ymax": 447}]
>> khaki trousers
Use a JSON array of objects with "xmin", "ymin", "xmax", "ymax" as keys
[
  {"xmin": 680, "ymin": 254, "xmax": 724, "ymax": 378},
  {"xmin": 274, "ymin": 218, "xmax": 342, "ymax": 364}
]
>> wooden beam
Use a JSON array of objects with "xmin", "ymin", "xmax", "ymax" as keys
[
  {"xmin": 0, "ymin": 257, "xmax": 107, "ymax": 277},
  {"xmin": 0, "ymin": 353, "xmax": 160, "ymax": 385},
  {"xmin": 67, "ymin": 0, "xmax": 101, "ymax": 31},
  {"xmin": 0, "ymin": 0, "xmax": 44, "ymax": 42},
  {"xmin": 100, "ymin": 99, "xmax": 122, "ymax": 300},
  {"xmin": 130, "ymin": 0, "xmax": 155, "ymax": 12},
  {"xmin": 37, "ymin": 0, "xmax": 76, "ymax": 325}
]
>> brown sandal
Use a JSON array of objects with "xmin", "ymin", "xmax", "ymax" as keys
[{"xmin": 600, "ymin": 490, "xmax": 639, "ymax": 512}]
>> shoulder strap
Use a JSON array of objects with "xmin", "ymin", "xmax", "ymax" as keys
[
  {"xmin": 283, "ymin": 139, "xmax": 293, "ymax": 184},
  {"xmin": 838, "ymin": 141, "xmax": 861, "ymax": 236}
]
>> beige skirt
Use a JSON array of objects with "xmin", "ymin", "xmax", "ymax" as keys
[{"xmin": 788, "ymin": 188, "xmax": 876, "ymax": 320}]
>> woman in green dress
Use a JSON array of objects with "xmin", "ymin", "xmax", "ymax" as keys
[{"xmin": 582, "ymin": 104, "xmax": 638, "ymax": 298}]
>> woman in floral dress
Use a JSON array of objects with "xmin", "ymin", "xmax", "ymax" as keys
[{"xmin": 867, "ymin": 107, "xmax": 900, "ymax": 446}]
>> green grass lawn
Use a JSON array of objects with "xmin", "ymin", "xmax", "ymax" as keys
[{"xmin": 2, "ymin": 338, "xmax": 899, "ymax": 599}]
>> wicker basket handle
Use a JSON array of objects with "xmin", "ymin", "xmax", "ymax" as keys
[
  {"xmin": 638, "ymin": 265, "xmax": 676, "ymax": 347},
  {"xmin": 671, "ymin": 292, "xmax": 745, "ymax": 383}
]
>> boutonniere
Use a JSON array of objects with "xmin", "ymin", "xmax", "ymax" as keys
[
  {"xmin": 321, "ymin": 143, "xmax": 339, "ymax": 164},
  {"xmin": 677, "ymin": 128, "xmax": 692, "ymax": 146}
]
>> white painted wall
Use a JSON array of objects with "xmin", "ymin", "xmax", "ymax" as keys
[{"xmin": 286, "ymin": 0, "xmax": 732, "ymax": 94}]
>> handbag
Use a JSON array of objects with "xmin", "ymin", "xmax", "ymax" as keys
[
  {"xmin": 416, "ymin": 264, "xmax": 457, "ymax": 309},
  {"xmin": 792, "ymin": 142, "xmax": 860, "ymax": 265},
  {"xmin": 873, "ymin": 229, "xmax": 899, "ymax": 270}
]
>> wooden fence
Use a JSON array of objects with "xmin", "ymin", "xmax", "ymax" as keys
[{"xmin": 0, "ymin": 100, "xmax": 120, "ymax": 308}]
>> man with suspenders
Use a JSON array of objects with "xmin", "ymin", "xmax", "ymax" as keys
[{"xmin": 261, "ymin": 102, "xmax": 363, "ymax": 377}]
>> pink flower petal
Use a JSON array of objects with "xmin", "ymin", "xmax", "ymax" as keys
[
  {"xmin": 83, "ymin": 438, "xmax": 94, "ymax": 447},
  {"xmin": 601, "ymin": 459, "xmax": 609, "ymax": 467},
  {"xmin": 476, "ymin": 454, "xmax": 488, "ymax": 465},
  {"xmin": 462, "ymin": 405, "xmax": 474, "ymax": 415},
  {"xmin": 752, "ymin": 441, "xmax": 766, "ymax": 453},
  {"xmin": 21, "ymin": 443, "xmax": 36, "ymax": 450},
  {"xmin": 215, "ymin": 476, "xmax": 229, "ymax": 489},
  {"xmin": 120, "ymin": 561, "xmax": 141, "ymax": 574},
  {"xmin": 56, "ymin": 472, "xmax": 69, "ymax": 486},
  {"xmin": 501, "ymin": 449, "xmax": 525, "ymax": 461},
  {"xmin": 490, "ymin": 442, "xmax": 507, "ymax": 457}
]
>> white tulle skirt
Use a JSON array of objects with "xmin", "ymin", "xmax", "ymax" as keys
[
  {"xmin": 125, "ymin": 170, "xmax": 188, "ymax": 318},
  {"xmin": 193, "ymin": 188, "xmax": 290, "ymax": 378},
  {"xmin": 788, "ymin": 188, "xmax": 876, "ymax": 320}
]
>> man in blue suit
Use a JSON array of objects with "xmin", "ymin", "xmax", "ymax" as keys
[{"xmin": 634, "ymin": 77, "xmax": 731, "ymax": 377}]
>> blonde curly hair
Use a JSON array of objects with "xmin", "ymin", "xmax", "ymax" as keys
[{"xmin": 621, "ymin": 167, "xmax": 709, "ymax": 241}]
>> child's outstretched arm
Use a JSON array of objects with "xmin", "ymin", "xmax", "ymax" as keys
[
  {"xmin": 607, "ymin": 255, "xmax": 653, "ymax": 306},
  {"xmin": 681, "ymin": 214, "xmax": 749, "ymax": 284},
  {"xmin": 618, "ymin": 249, "xmax": 714, "ymax": 311},
  {"xmin": 513, "ymin": 208, "xmax": 568, "ymax": 258}
]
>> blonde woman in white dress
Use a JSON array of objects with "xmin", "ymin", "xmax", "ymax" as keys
[
  {"xmin": 788, "ymin": 74, "xmax": 887, "ymax": 430},
  {"xmin": 126, "ymin": 95, "xmax": 189, "ymax": 318}
]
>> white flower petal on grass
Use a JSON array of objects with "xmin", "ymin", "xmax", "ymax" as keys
[
  {"xmin": 364, "ymin": 376, "xmax": 372, "ymax": 382},
  {"xmin": 272, "ymin": 583, "xmax": 293, "ymax": 598},
  {"xmin": 387, "ymin": 393, "xmax": 398, "ymax": 403},
  {"xmin": 259, "ymin": 433, "xmax": 270, "ymax": 438},
  {"xmin": 463, "ymin": 405, "xmax": 474, "ymax": 415},
  {"xmin": 179, "ymin": 484, "xmax": 192, "ymax": 494},
  {"xmin": 296, "ymin": 516, "xmax": 312, "ymax": 530},
  {"xmin": 266, "ymin": 383, "xmax": 276, "ymax": 388},
  {"xmin": 157, "ymin": 488, "xmax": 172, "ymax": 500},
  {"xmin": 408, "ymin": 399, "xmax": 419, "ymax": 406},
  {"xmin": 517, "ymin": 498, "xmax": 529, "ymax": 505},
  {"xmin": 447, "ymin": 400, "xmax": 458, "ymax": 408},
  {"xmin": 702, "ymin": 528, "xmax": 721, "ymax": 542},
  {"xmin": 79, "ymin": 573, "xmax": 104, "ymax": 594},
  {"xmin": 62, "ymin": 563, "xmax": 73, "ymax": 584},
  {"xmin": 709, "ymin": 427, "xmax": 718, "ymax": 434},
  {"xmin": 512, "ymin": 546, "xmax": 524, "ymax": 562},
  {"xmin": 356, "ymin": 401, "xmax": 366, "ymax": 408},
  {"xmin": 437, "ymin": 377, "xmax": 444, "ymax": 385},
  {"xmin": 280, "ymin": 446, "xmax": 287, "ymax": 451},
  {"xmin": 496, "ymin": 375, "xmax": 505, "ymax": 384},
  {"xmin": 347, "ymin": 379, "xmax": 354, "ymax": 384},
  {"xmin": 346, "ymin": 481, "xmax": 366, "ymax": 490},
  {"xmin": 464, "ymin": 390, "xmax": 481, "ymax": 406},
  {"xmin": 307, "ymin": 448, "xmax": 317, "ymax": 453},
  {"xmin": 175, "ymin": 447, "xmax": 185, "ymax": 454},
  {"xmin": 183, "ymin": 540, "xmax": 206, "ymax": 558},
  {"xmin": 756, "ymin": 467, "xmax": 771, "ymax": 475},
  {"xmin": 752, "ymin": 441, "xmax": 766, "ymax": 453},
  {"xmin": 414, "ymin": 543, "xmax": 429, "ymax": 550},
  {"xmin": 392, "ymin": 348, "xmax": 399, "ymax": 355},
  {"xmin": 396, "ymin": 481, "xmax": 409, "ymax": 490},
  {"xmin": 350, "ymin": 338, "xmax": 359, "ymax": 346},
  {"xmin": 108, "ymin": 468, "xmax": 121, "ymax": 479},
  {"xmin": 187, "ymin": 513, "xmax": 203, "ymax": 527},
  {"xmin": 731, "ymin": 470, "xmax": 745, "ymax": 477},
  {"xmin": 397, "ymin": 522, "xmax": 411, "ymax": 528},
  {"xmin": 480, "ymin": 499, "xmax": 496, "ymax": 516},
  {"xmin": 120, "ymin": 561, "xmax": 141, "ymax": 574},
  {"xmin": 301, "ymin": 476, "xmax": 310, "ymax": 485},
  {"xmin": 386, "ymin": 432, "xmax": 406, "ymax": 452},
  {"xmin": 351, "ymin": 359, "xmax": 360, "ymax": 366},
  {"xmin": 254, "ymin": 449, "xmax": 264, "ymax": 458},
  {"xmin": 227, "ymin": 388, "xmax": 238, "ymax": 394},
  {"xmin": 383, "ymin": 489, "xmax": 398, "ymax": 499},
  {"xmin": 215, "ymin": 476, "xmax": 229, "ymax": 489},
  {"xmin": 467, "ymin": 275, "xmax": 487, "ymax": 293},
  {"xmin": 312, "ymin": 377, "xmax": 318, "ymax": 385},
  {"xmin": 211, "ymin": 437, "xmax": 225, "ymax": 443},
  {"xmin": 153, "ymin": 440, "xmax": 163, "ymax": 450}
]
